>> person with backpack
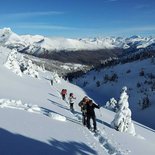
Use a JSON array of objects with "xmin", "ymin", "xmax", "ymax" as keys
[
  {"xmin": 68, "ymin": 93, "xmax": 76, "ymax": 112},
  {"xmin": 86, "ymin": 99, "xmax": 100, "ymax": 132},
  {"xmin": 61, "ymin": 89, "xmax": 67, "ymax": 100},
  {"xmin": 78, "ymin": 96, "xmax": 89, "ymax": 126}
]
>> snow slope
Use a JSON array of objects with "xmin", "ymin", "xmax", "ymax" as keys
[
  {"xmin": 74, "ymin": 57, "xmax": 155, "ymax": 130},
  {"xmin": 0, "ymin": 46, "xmax": 155, "ymax": 155}
]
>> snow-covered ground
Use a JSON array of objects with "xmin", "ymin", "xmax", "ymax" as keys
[{"xmin": 0, "ymin": 46, "xmax": 155, "ymax": 155}]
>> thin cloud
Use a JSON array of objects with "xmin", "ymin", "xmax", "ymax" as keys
[
  {"xmin": 106, "ymin": 0, "xmax": 118, "ymax": 2},
  {"xmin": 122, "ymin": 26, "xmax": 155, "ymax": 32},
  {"xmin": 1, "ymin": 11, "xmax": 64, "ymax": 18},
  {"xmin": 102, "ymin": 0, "xmax": 118, "ymax": 3},
  {"xmin": 108, "ymin": 0, "xmax": 118, "ymax": 2},
  {"xmin": 16, "ymin": 23, "xmax": 80, "ymax": 31},
  {"xmin": 134, "ymin": 4, "xmax": 150, "ymax": 9},
  {"xmin": 16, "ymin": 24, "xmax": 155, "ymax": 35},
  {"xmin": 14, "ymin": 22, "xmax": 100, "ymax": 32},
  {"xmin": 110, "ymin": 26, "xmax": 155, "ymax": 36}
]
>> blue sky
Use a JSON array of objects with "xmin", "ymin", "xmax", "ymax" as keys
[{"xmin": 0, "ymin": 0, "xmax": 155, "ymax": 38}]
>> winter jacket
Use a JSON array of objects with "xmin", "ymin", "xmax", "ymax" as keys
[
  {"xmin": 86, "ymin": 103, "xmax": 100, "ymax": 117},
  {"xmin": 78, "ymin": 100, "xmax": 87, "ymax": 114},
  {"xmin": 61, "ymin": 89, "xmax": 67, "ymax": 95},
  {"xmin": 69, "ymin": 96, "xmax": 76, "ymax": 104}
]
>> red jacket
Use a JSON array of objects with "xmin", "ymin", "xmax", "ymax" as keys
[{"xmin": 61, "ymin": 89, "xmax": 67, "ymax": 95}]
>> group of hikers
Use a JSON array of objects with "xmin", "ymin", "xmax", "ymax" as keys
[
  {"xmin": 61, "ymin": 89, "xmax": 100, "ymax": 132},
  {"xmin": 61, "ymin": 89, "xmax": 76, "ymax": 112}
]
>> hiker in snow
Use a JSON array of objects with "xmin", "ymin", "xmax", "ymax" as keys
[
  {"xmin": 50, "ymin": 79, "xmax": 53, "ymax": 85},
  {"xmin": 68, "ymin": 93, "xmax": 76, "ymax": 112},
  {"xmin": 61, "ymin": 89, "xmax": 67, "ymax": 100},
  {"xmin": 78, "ymin": 96, "xmax": 89, "ymax": 126},
  {"xmin": 86, "ymin": 100, "xmax": 100, "ymax": 132}
]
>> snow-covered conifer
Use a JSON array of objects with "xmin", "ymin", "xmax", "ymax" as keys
[
  {"xmin": 51, "ymin": 71, "xmax": 61, "ymax": 83},
  {"xmin": 111, "ymin": 86, "xmax": 136, "ymax": 136},
  {"xmin": 4, "ymin": 49, "xmax": 22, "ymax": 76},
  {"xmin": 23, "ymin": 60, "xmax": 39, "ymax": 78},
  {"xmin": 105, "ymin": 97, "xmax": 117, "ymax": 111}
]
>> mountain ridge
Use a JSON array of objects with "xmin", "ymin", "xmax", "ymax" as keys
[
  {"xmin": 1, "ymin": 27, "xmax": 155, "ymax": 66},
  {"xmin": 1, "ymin": 27, "xmax": 155, "ymax": 52}
]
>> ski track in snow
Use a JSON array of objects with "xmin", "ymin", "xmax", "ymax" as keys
[
  {"xmin": 0, "ymin": 98, "xmax": 129, "ymax": 155},
  {"xmin": 73, "ymin": 113, "xmax": 128, "ymax": 155},
  {"xmin": 64, "ymin": 100, "xmax": 129, "ymax": 155}
]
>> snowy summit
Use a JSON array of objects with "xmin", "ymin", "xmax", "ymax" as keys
[{"xmin": 0, "ymin": 28, "xmax": 155, "ymax": 56}]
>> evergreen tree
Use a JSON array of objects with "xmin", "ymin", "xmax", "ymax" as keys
[
  {"xmin": 105, "ymin": 98, "xmax": 117, "ymax": 111},
  {"xmin": 96, "ymin": 80, "xmax": 100, "ymax": 87},
  {"xmin": 4, "ymin": 50, "xmax": 22, "ymax": 76},
  {"xmin": 23, "ymin": 60, "xmax": 39, "ymax": 78},
  {"xmin": 111, "ymin": 86, "xmax": 136, "ymax": 136}
]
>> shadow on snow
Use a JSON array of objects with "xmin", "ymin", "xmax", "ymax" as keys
[
  {"xmin": 41, "ymin": 106, "xmax": 82, "ymax": 126},
  {"xmin": 47, "ymin": 99, "xmax": 69, "ymax": 111},
  {"xmin": 0, "ymin": 128, "xmax": 97, "ymax": 155},
  {"xmin": 47, "ymin": 98, "xmax": 112, "ymax": 129}
]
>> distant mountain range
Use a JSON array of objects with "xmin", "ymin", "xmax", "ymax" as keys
[{"xmin": 0, "ymin": 27, "xmax": 155, "ymax": 65}]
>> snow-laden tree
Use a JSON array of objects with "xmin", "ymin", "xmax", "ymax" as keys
[
  {"xmin": 23, "ymin": 60, "xmax": 39, "ymax": 78},
  {"xmin": 111, "ymin": 86, "xmax": 136, "ymax": 136},
  {"xmin": 105, "ymin": 97, "xmax": 117, "ymax": 111},
  {"xmin": 4, "ymin": 49, "xmax": 22, "ymax": 76},
  {"xmin": 19, "ymin": 55, "xmax": 27, "ymax": 72},
  {"xmin": 38, "ymin": 64, "xmax": 45, "ymax": 72},
  {"xmin": 4, "ymin": 50, "xmax": 41, "ymax": 78},
  {"xmin": 51, "ymin": 71, "xmax": 61, "ymax": 84}
]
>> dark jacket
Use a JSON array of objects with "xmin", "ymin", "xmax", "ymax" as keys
[
  {"xmin": 86, "ymin": 103, "xmax": 100, "ymax": 117},
  {"xmin": 78, "ymin": 100, "xmax": 87, "ymax": 114}
]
